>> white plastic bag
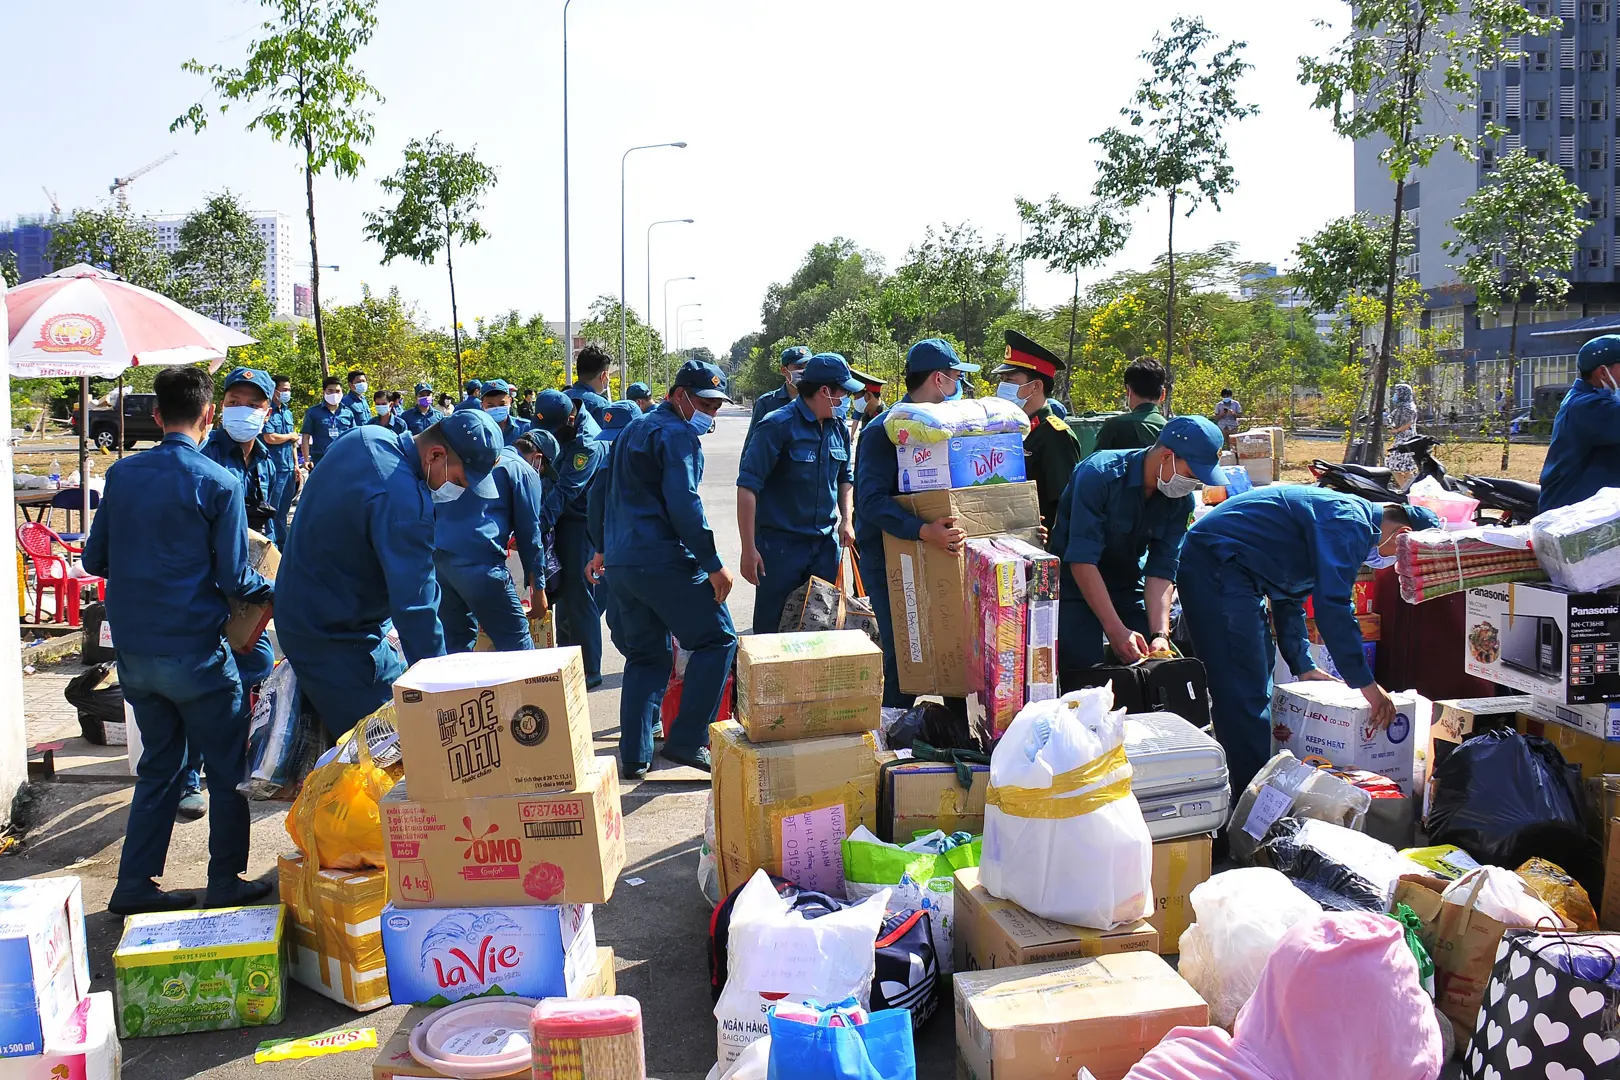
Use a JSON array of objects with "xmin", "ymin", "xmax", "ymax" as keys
[
  {"xmin": 699, "ymin": 791, "xmax": 721, "ymax": 908},
  {"xmin": 1178, "ymin": 867, "xmax": 1324, "ymax": 1029},
  {"xmin": 714, "ymin": 870, "xmax": 889, "ymax": 1070},
  {"xmin": 1531, "ymin": 486, "xmax": 1620, "ymax": 592},
  {"xmin": 979, "ymin": 686, "xmax": 1153, "ymax": 929},
  {"xmin": 1441, "ymin": 865, "xmax": 1560, "ymax": 927},
  {"xmin": 705, "ymin": 1036, "xmax": 770, "ymax": 1080},
  {"xmin": 1226, "ymin": 751, "xmax": 1372, "ymax": 865}
]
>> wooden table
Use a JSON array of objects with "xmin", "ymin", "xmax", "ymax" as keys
[{"xmin": 13, "ymin": 489, "xmax": 56, "ymax": 524}]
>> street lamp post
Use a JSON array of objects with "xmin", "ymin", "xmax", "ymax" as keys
[
  {"xmin": 621, "ymin": 142, "xmax": 687, "ymax": 398},
  {"xmin": 663, "ymin": 276, "xmax": 695, "ymax": 387},
  {"xmin": 675, "ymin": 303, "xmax": 701, "ymax": 366},
  {"xmin": 562, "ymin": 0, "xmax": 574, "ymax": 385},
  {"xmin": 680, "ymin": 318, "xmax": 703, "ymax": 359},
  {"xmin": 646, "ymin": 218, "xmax": 692, "ymax": 388}
]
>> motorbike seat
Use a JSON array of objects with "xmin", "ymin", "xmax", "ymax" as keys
[
  {"xmin": 1467, "ymin": 475, "xmax": 1542, "ymax": 504},
  {"xmin": 1334, "ymin": 462, "xmax": 1396, "ymax": 485}
]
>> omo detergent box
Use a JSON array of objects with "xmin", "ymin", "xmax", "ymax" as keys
[
  {"xmin": 379, "ymin": 902, "xmax": 596, "ymax": 1005},
  {"xmin": 0, "ymin": 877, "xmax": 90, "ymax": 1058},
  {"xmin": 896, "ymin": 433, "xmax": 1026, "ymax": 493},
  {"xmin": 112, "ymin": 905, "xmax": 285, "ymax": 1038}
]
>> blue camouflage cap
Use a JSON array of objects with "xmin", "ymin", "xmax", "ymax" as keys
[
  {"xmin": 673, "ymin": 359, "xmax": 732, "ymax": 401},
  {"xmin": 596, "ymin": 400, "xmax": 642, "ymax": 442},
  {"xmin": 802, "ymin": 353, "xmax": 864, "ymax": 393},
  {"xmin": 1156, "ymin": 415, "xmax": 1228, "ymax": 487},
  {"xmin": 1401, "ymin": 503, "xmax": 1443, "ymax": 532},
  {"xmin": 521, "ymin": 427, "xmax": 561, "ymax": 467},
  {"xmin": 480, "ymin": 379, "xmax": 515, "ymax": 397},
  {"xmin": 625, "ymin": 382, "xmax": 652, "ymax": 401},
  {"xmin": 905, "ymin": 338, "xmax": 979, "ymax": 374},
  {"xmin": 780, "ymin": 345, "xmax": 811, "ymax": 368},
  {"xmin": 222, "ymin": 366, "xmax": 275, "ymax": 401},
  {"xmin": 534, "ymin": 389, "xmax": 576, "ymax": 427},
  {"xmin": 436, "ymin": 409, "xmax": 503, "ymax": 498},
  {"xmin": 414, "ymin": 382, "xmax": 433, "ymax": 395}
]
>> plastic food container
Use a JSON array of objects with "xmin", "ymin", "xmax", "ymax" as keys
[
  {"xmin": 1408, "ymin": 490, "xmax": 1480, "ymax": 526},
  {"xmin": 407, "ymin": 997, "xmax": 539, "ymax": 1079},
  {"xmin": 530, "ymin": 995, "xmax": 646, "ymax": 1080}
]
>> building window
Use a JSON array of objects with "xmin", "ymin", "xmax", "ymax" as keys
[
  {"xmin": 1591, "ymin": 50, "xmax": 1610, "ymax": 71},
  {"xmin": 1585, "ymin": 246, "xmax": 1608, "ymax": 267},
  {"xmin": 1532, "ymin": 147, "xmax": 1551, "ymax": 162},
  {"xmin": 1531, "ymin": 50, "xmax": 1551, "ymax": 70},
  {"xmin": 1589, "ymin": 98, "xmax": 1610, "ymax": 121},
  {"xmin": 1483, "ymin": 98, "xmax": 1498, "ymax": 122},
  {"xmin": 1533, "ymin": 98, "xmax": 1552, "ymax": 120},
  {"xmin": 1530, "ymin": 0, "xmax": 1552, "ymax": 13},
  {"xmin": 1588, "ymin": 148, "xmax": 1609, "ymax": 169},
  {"xmin": 1591, "ymin": 189, "xmax": 1610, "ymax": 217},
  {"xmin": 1482, "ymin": 146, "xmax": 1498, "ymax": 169},
  {"xmin": 1431, "ymin": 306, "xmax": 1466, "ymax": 333},
  {"xmin": 1587, "ymin": 1, "xmax": 1609, "ymax": 20},
  {"xmin": 1530, "ymin": 305, "xmax": 1585, "ymax": 322}
]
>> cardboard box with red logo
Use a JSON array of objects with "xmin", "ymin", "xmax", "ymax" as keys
[
  {"xmin": 391, "ymin": 647, "xmax": 594, "ymax": 802},
  {"xmin": 380, "ymin": 756, "xmax": 625, "ymax": 909}
]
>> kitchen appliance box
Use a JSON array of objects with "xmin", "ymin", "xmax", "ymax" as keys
[
  {"xmin": 1270, "ymin": 681, "xmax": 1421, "ymax": 795},
  {"xmin": 379, "ymin": 902, "xmax": 596, "ymax": 1005},
  {"xmin": 0, "ymin": 878, "xmax": 90, "ymax": 1058},
  {"xmin": 733, "ymin": 631, "xmax": 882, "ymax": 743},
  {"xmin": 952, "ymin": 868, "xmax": 1158, "ymax": 973},
  {"xmin": 953, "ymin": 953, "xmax": 1208, "ymax": 1080},
  {"xmin": 884, "ymin": 483, "xmax": 1043, "ymax": 698},
  {"xmin": 896, "ymin": 432, "xmax": 1027, "ymax": 494},
  {"xmin": 380, "ymin": 756, "xmax": 626, "ymax": 909},
  {"xmin": 1527, "ymin": 695, "xmax": 1620, "ymax": 740},
  {"xmin": 1464, "ymin": 583, "xmax": 1620, "ymax": 705},
  {"xmin": 391, "ymin": 647, "xmax": 594, "ymax": 802}
]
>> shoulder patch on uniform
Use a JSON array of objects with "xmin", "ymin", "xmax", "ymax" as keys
[
  {"xmin": 573, "ymin": 450, "xmax": 590, "ymax": 471},
  {"xmin": 1047, "ymin": 415, "xmax": 1070, "ymax": 433}
]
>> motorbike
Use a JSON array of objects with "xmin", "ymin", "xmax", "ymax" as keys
[
  {"xmin": 1311, "ymin": 434, "xmax": 1542, "ymax": 524},
  {"xmin": 1458, "ymin": 474, "xmax": 1542, "ymax": 525}
]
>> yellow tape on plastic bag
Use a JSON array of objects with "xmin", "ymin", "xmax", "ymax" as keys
[
  {"xmin": 985, "ymin": 745, "xmax": 1132, "ymax": 820},
  {"xmin": 285, "ymin": 711, "xmax": 397, "ymax": 910}
]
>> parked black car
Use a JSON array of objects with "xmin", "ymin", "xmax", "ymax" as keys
[{"xmin": 70, "ymin": 392, "xmax": 161, "ymax": 450}]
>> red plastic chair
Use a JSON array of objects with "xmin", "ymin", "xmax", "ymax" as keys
[{"xmin": 17, "ymin": 523, "xmax": 104, "ymax": 627}]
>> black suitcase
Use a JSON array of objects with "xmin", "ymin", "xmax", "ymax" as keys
[{"xmin": 1062, "ymin": 656, "xmax": 1211, "ymax": 727}]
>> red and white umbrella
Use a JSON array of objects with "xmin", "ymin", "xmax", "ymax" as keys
[{"xmin": 6, "ymin": 263, "xmax": 255, "ymax": 378}]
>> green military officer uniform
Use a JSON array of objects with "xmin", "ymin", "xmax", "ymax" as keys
[
  {"xmin": 1094, "ymin": 402, "xmax": 1167, "ymax": 452},
  {"xmin": 997, "ymin": 330, "xmax": 1080, "ymax": 534}
]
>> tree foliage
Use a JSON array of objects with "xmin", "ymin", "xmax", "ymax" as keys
[
  {"xmin": 579, "ymin": 296, "xmax": 664, "ymax": 396},
  {"xmin": 173, "ymin": 0, "xmax": 383, "ymax": 377},
  {"xmin": 891, "ymin": 223, "xmax": 1017, "ymax": 363},
  {"xmin": 47, "ymin": 205, "xmax": 172, "ymax": 290},
  {"xmin": 1015, "ymin": 195, "xmax": 1131, "ymax": 392},
  {"xmin": 758, "ymin": 238, "xmax": 884, "ymax": 349},
  {"xmin": 172, "ymin": 190, "xmax": 270, "ymax": 328}
]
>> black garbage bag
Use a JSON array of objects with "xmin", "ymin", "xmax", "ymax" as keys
[
  {"xmin": 63, "ymin": 661, "xmax": 124, "ymax": 745},
  {"xmin": 1427, "ymin": 729, "xmax": 1600, "ymax": 893},
  {"xmin": 1252, "ymin": 815, "xmax": 1395, "ymax": 912}
]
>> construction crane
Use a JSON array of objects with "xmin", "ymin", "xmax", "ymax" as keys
[
  {"xmin": 109, "ymin": 151, "xmax": 178, "ymax": 211},
  {"xmin": 41, "ymin": 187, "xmax": 61, "ymax": 222}
]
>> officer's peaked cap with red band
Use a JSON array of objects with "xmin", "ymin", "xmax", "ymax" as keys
[{"xmin": 995, "ymin": 329, "xmax": 1065, "ymax": 378}]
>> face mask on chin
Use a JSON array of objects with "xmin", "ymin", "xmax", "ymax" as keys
[
  {"xmin": 1156, "ymin": 453, "xmax": 1203, "ymax": 499},
  {"xmin": 428, "ymin": 455, "xmax": 464, "ymax": 503}
]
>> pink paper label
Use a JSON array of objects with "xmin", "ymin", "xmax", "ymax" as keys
[{"xmin": 779, "ymin": 804, "xmax": 848, "ymax": 895}]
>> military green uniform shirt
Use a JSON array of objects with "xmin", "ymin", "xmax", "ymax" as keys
[
  {"xmin": 1093, "ymin": 402, "xmax": 1166, "ymax": 453},
  {"xmin": 1024, "ymin": 404, "xmax": 1082, "ymax": 534}
]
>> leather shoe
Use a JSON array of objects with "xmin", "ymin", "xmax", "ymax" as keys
[
  {"xmin": 108, "ymin": 888, "xmax": 196, "ymax": 916},
  {"xmin": 203, "ymin": 877, "xmax": 274, "ymax": 909},
  {"xmin": 659, "ymin": 745, "xmax": 711, "ymax": 773}
]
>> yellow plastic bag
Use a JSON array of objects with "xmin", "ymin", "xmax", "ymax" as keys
[
  {"xmin": 1515, "ymin": 857, "xmax": 1598, "ymax": 931},
  {"xmin": 286, "ymin": 708, "xmax": 397, "ymax": 883}
]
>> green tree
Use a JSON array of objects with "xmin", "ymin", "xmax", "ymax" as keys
[
  {"xmin": 759, "ymin": 238, "xmax": 884, "ymax": 348},
  {"xmin": 174, "ymin": 0, "xmax": 383, "ymax": 379},
  {"xmin": 578, "ymin": 296, "xmax": 663, "ymax": 396},
  {"xmin": 363, "ymin": 132, "xmax": 498, "ymax": 382},
  {"xmin": 1014, "ymin": 195, "xmax": 1131, "ymax": 395},
  {"xmin": 1092, "ymin": 16, "xmax": 1258, "ymax": 379},
  {"xmin": 1446, "ymin": 148, "xmax": 1588, "ymax": 468},
  {"xmin": 47, "ymin": 205, "xmax": 171, "ymax": 289},
  {"xmin": 1299, "ymin": 0, "xmax": 1555, "ymax": 456},
  {"xmin": 892, "ymin": 222, "xmax": 1017, "ymax": 364},
  {"xmin": 172, "ymin": 191, "xmax": 269, "ymax": 328},
  {"xmin": 725, "ymin": 333, "xmax": 760, "ymax": 375},
  {"xmin": 465, "ymin": 311, "xmax": 565, "ymax": 395},
  {"xmin": 1293, "ymin": 213, "xmax": 1403, "ymax": 382},
  {"xmin": 1, "ymin": 251, "xmax": 17, "ymax": 288}
]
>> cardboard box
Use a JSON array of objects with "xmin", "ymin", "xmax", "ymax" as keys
[
  {"xmin": 226, "ymin": 529, "xmax": 278, "ymax": 652},
  {"xmin": 884, "ymin": 483, "xmax": 1042, "ymax": 697},
  {"xmin": 1273, "ymin": 641, "xmax": 1377, "ymax": 686},
  {"xmin": 475, "ymin": 608, "xmax": 555, "ymax": 652},
  {"xmin": 1148, "ymin": 835, "xmax": 1213, "ymax": 955},
  {"xmin": 0, "ymin": 992, "xmax": 118, "ymax": 1080},
  {"xmin": 0, "ymin": 878, "xmax": 90, "ymax": 1057},
  {"xmin": 1528, "ymin": 694, "xmax": 1620, "ymax": 740},
  {"xmin": 380, "ymin": 901, "xmax": 595, "ymax": 1005},
  {"xmin": 710, "ymin": 721, "xmax": 885, "ymax": 897},
  {"xmin": 278, "ymin": 855, "xmax": 390, "ymax": 1011},
  {"xmin": 1306, "ymin": 613, "xmax": 1381, "ymax": 644},
  {"xmin": 953, "ymin": 953, "xmax": 1208, "ymax": 1080},
  {"xmin": 993, "ymin": 536, "xmax": 1061, "ymax": 704},
  {"xmin": 391, "ymin": 647, "xmax": 594, "ymax": 800},
  {"xmin": 113, "ymin": 905, "xmax": 285, "ymax": 1038},
  {"xmin": 965, "ymin": 539, "xmax": 1028, "ymax": 737},
  {"xmin": 896, "ymin": 432, "xmax": 1028, "ymax": 493},
  {"xmin": 953, "ymin": 867, "xmax": 1158, "ymax": 973},
  {"xmin": 1604, "ymin": 817, "xmax": 1620, "ymax": 931},
  {"xmin": 1427, "ymin": 695, "xmax": 1531, "ymax": 777},
  {"xmin": 371, "ymin": 948, "xmax": 616, "ymax": 1080},
  {"xmin": 1270, "ymin": 681, "xmax": 1420, "ymax": 795},
  {"xmin": 1515, "ymin": 712, "xmax": 1620, "ymax": 779},
  {"xmin": 734, "ymin": 631, "xmax": 882, "ymax": 743},
  {"xmin": 1464, "ymin": 583, "xmax": 1620, "ymax": 705},
  {"xmin": 380, "ymin": 756, "xmax": 626, "ymax": 908},
  {"xmin": 881, "ymin": 759, "xmax": 989, "ymax": 843}
]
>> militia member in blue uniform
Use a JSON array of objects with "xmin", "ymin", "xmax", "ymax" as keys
[
  {"xmin": 532, "ymin": 389, "xmax": 607, "ymax": 686},
  {"xmin": 746, "ymin": 345, "xmax": 810, "ymax": 448},
  {"xmin": 453, "ymin": 380, "xmax": 485, "ymax": 412},
  {"xmin": 1179, "ymin": 489, "xmax": 1438, "ymax": 796},
  {"xmin": 738, "ymin": 352, "xmax": 861, "ymax": 634},
  {"xmin": 1051, "ymin": 415, "xmax": 1224, "ymax": 680},
  {"xmin": 600, "ymin": 360, "xmax": 738, "ymax": 776},
  {"xmin": 567, "ymin": 345, "xmax": 614, "ymax": 425},
  {"xmin": 626, "ymin": 382, "xmax": 655, "ymax": 413},
  {"xmin": 370, "ymin": 389, "xmax": 409, "ymax": 435},
  {"xmin": 340, "ymin": 369, "xmax": 373, "ymax": 425},
  {"xmin": 402, "ymin": 382, "xmax": 442, "ymax": 435},
  {"xmin": 1540, "ymin": 334, "xmax": 1620, "ymax": 512},
  {"xmin": 84, "ymin": 366, "xmax": 275, "ymax": 914},
  {"xmin": 513, "ymin": 429, "xmax": 567, "ymax": 605},
  {"xmin": 480, "ymin": 379, "xmax": 534, "ymax": 446},
  {"xmin": 853, "ymin": 339, "xmax": 974, "ymax": 708},
  {"xmin": 434, "ymin": 442, "xmax": 547, "ymax": 653},
  {"xmin": 586, "ymin": 400, "xmax": 648, "ymax": 658},
  {"xmin": 264, "ymin": 374, "xmax": 300, "ymax": 548},
  {"xmin": 994, "ymin": 330, "xmax": 1081, "ymax": 533},
  {"xmin": 277, "ymin": 410, "xmax": 503, "ymax": 734},
  {"xmin": 301, "ymin": 374, "xmax": 359, "ymax": 465}
]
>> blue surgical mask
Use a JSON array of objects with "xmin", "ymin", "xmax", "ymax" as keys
[
  {"xmin": 688, "ymin": 408, "xmax": 714, "ymax": 436},
  {"xmin": 833, "ymin": 400, "xmax": 849, "ymax": 420},
  {"xmin": 1364, "ymin": 542, "xmax": 1398, "ymax": 570},
  {"xmin": 432, "ymin": 480, "xmax": 464, "ymax": 504},
  {"xmin": 221, "ymin": 405, "xmax": 266, "ymax": 443},
  {"xmin": 486, "ymin": 405, "xmax": 510, "ymax": 423},
  {"xmin": 944, "ymin": 376, "xmax": 964, "ymax": 402},
  {"xmin": 376, "ymin": 402, "xmax": 390, "ymax": 416},
  {"xmin": 851, "ymin": 397, "xmax": 869, "ymax": 416},
  {"xmin": 996, "ymin": 381, "xmax": 1025, "ymax": 404},
  {"xmin": 354, "ymin": 381, "xmax": 368, "ymax": 396},
  {"xmin": 277, "ymin": 390, "xmax": 291, "ymax": 405}
]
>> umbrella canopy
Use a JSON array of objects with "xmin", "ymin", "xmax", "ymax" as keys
[{"xmin": 6, "ymin": 264, "xmax": 255, "ymax": 378}]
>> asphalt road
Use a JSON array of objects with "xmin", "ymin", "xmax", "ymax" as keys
[{"xmin": 0, "ymin": 403, "xmax": 965, "ymax": 1080}]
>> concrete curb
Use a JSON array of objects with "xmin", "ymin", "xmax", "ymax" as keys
[{"xmin": 22, "ymin": 632, "xmax": 82, "ymax": 666}]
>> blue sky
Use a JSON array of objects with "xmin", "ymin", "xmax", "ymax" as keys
[{"xmin": 1, "ymin": 0, "xmax": 1352, "ymax": 355}]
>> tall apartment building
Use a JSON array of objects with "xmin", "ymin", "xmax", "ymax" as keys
[
  {"xmin": 1353, "ymin": 0, "xmax": 1620, "ymax": 406},
  {"xmin": 0, "ymin": 216, "xmax": 54, "ymax": 282},
  {"xmin": 145, "ymin": 210, "xmax": 298, "ymax": 323}
]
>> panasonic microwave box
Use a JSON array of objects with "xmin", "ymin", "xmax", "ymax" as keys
[
  {"xmin": 896, "ymin": 433, "xmax": 1027, "ymax": 493},
  {"xmin": 1464, "ymin": 583, "xmax": 1620, "ymax": 705}
]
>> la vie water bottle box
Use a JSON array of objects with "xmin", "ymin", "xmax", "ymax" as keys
[
  {"xmin": 0, "ymin": 878, "xmax": 90, "ymax": 1058},
  {"xmin": 896, "ymin": 433, "xmax": 1026, "ymax": 493},
  {"xmin": 380, "ymin": 902, "xmax": 598, "ymax": 1006}
]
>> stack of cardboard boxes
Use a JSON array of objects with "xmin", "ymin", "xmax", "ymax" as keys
[
  {"xmin": 710, "ymin": 630, "xmax": 889, "ymax": 898},
  {"xmin": 0, "ymin": 879, "xmax": 119, "ymax": 1079},
  {"xmin": 964, "ymin": 535, "xmax": 1061, "ymax": 739}
]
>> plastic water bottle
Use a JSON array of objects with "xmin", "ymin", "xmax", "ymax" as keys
[{"xmin": 49, "ymin": 459, "xmax": 60, "ymax": 489}]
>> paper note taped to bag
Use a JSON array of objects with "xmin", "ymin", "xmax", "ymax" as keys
[
  {"xmin": 1241, "ymin": 784, "xmax": 1294, "ymax": 841},
  {"xmin": 780, "ymin": 804, "xmax": 848, "ymax": 895}
]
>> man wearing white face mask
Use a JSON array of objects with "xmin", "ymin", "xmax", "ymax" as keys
[
  {"xmin": 995, "ymin": 330, "xmax": 1081, "ymax": 534},
  {"xmin": 300, "ymin": 375, "xmax": 358, "ymax": 466},
  {"xmin": 1051, "ymin": 415, "xmax": 1226, "ymax": 680},
  {"xmin": 1540, "ymin": 333, "xmax": 1620, "ymax": 512},
  {"xmin": 276, "ymin": 409, "xmax": 503, "ymax": 735},
  {"xmin": 203, "ymin": 368, "xmax": 280, "ymax": 543}
]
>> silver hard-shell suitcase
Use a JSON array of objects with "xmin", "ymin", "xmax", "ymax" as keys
[{"xmin": 1122, "ymin": 710, "xmax": 1230, "ymax": 841}]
